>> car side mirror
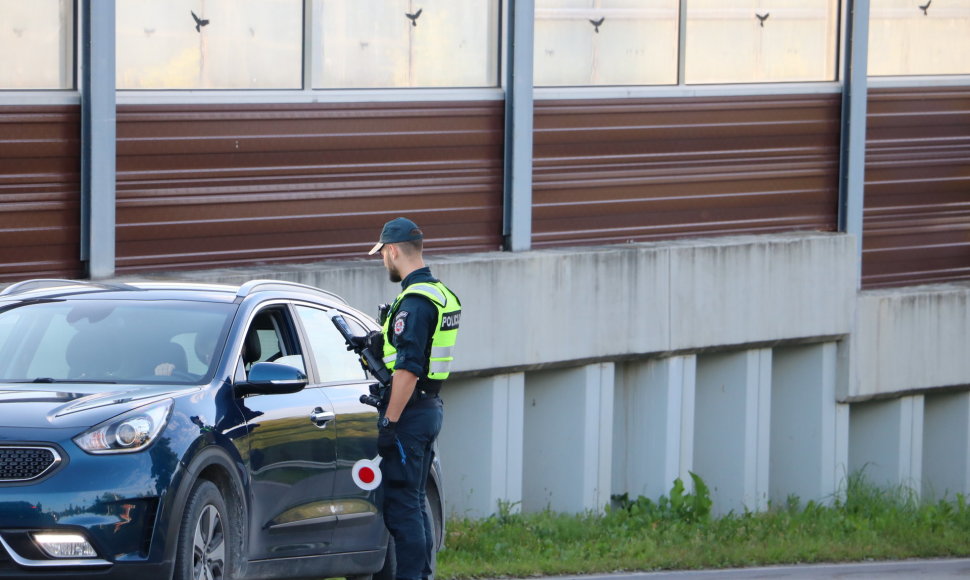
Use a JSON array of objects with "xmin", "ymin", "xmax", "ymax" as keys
[{"xmin": 235, "ymin": 362, "xmax": 308, "ymax": 397}]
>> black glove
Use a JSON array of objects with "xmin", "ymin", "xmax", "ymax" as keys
[
  {"xmin": 377, "ymin": 417, "xmax": 398, "ymax": 457},
  {"xmin": 346, "ymin": 334, "xmax": 366, "ymax": 352}
]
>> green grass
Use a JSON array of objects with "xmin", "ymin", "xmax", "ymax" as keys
[{"xmin": 437, "ymin": 472, "xmax": 970, "ymax": 579}]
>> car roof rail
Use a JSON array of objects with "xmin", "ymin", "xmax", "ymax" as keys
[
  {"xmin": 235, "ymin": 279, "xmax": 348, "ymax": 305},
  {"xmin": 0, "ymin": 279, "xmax": 137, "ymax": 296}
]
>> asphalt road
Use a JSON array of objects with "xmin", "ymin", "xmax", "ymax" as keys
[{"xmin": 532, "ymin": 559, "xmax": 970, "ymax": 579}]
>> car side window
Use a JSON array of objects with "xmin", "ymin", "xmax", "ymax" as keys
[
  {"xmin": 240, "ymin": 307, "xmax": 306, "ymax": 379},
  {"xmin": 294, "ymin": 305, "xmax": 367, "ymax": 383}
]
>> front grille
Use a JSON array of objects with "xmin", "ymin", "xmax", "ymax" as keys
[{"xmin": 0, "ymin": 447, "xmax": 61, "ymax": 482}]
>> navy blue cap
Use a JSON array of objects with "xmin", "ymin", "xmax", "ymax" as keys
[{"xmin": 368, "ymin": 217, "xmax": 423, "ymax": 255}]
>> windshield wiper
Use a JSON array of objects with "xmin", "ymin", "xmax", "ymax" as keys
[{"xmin": 23, "ymin": 378, "xmax": 118, "ymax": 384}]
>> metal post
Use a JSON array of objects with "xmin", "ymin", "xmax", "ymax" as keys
[
  {"xmin": 838, "ymin": 0, "xmax": 869, "ymax": 284},
  {"xmin": 677, "ymin": 0, "xmax": 687, "ymax": 85},
  {"xmin": 303, "ymin": 0, "xmax": 316, "ymax": 91},
  {"xmin": 502, "ymin": 0, "xmax": 534, "ymax": 252},
  {"xmin": 80, "ymin": 0, "xmax": 117, "ymax": 279}
]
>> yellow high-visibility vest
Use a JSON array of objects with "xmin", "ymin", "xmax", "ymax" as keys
[{"xmin": 382, "ymin": 281, "xmax": 461, "ymax": 380}]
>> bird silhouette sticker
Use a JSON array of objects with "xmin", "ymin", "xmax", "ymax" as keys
[
  {"xmin": 919, "ymin": 0, "xmax": 931, "ymax": 15},
  {"xmin": 756, "ymin": 12, "xmax": 770, "ymax": 27},
  {"xmin": 191, "ymin": 10, "xmax": 209, "ymax": 33},
  {"xmin": 406, "ymin": 8, "xmax": 423, "ymax": 27},
  {"xmin": 590, "ymin": 17, "xmax": 605, "ymax": 33}
]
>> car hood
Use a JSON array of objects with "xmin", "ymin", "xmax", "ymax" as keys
[{"xmin": 0, "ymin": 383, "xmax": 201, "ymax": 429}]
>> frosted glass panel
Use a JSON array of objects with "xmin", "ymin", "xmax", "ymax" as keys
[
  {"xmin": 535, "ymin": 0, "xmax": 679, "ymax": 86},
  {"xmin": 685, "ymin": 0, "xmax": 839, "ymax": 84},
  {"xmin": 117, "ymin": 0, "xmax": 302, "ymax": 89}
]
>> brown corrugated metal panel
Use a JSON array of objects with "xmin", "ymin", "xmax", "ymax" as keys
[
  {"xmin": 863, "ymin": 86, "xmax": 970, "ymax": 289},
  {"xmin": 0, "ymin": 106, "xmax": 82, "ymax": 283},
  {"xmin": 532, "ymin": 94, "xmax": 841, "ymax": 247},
  {"xmin": 115, "ymin": 101, "xmax": 504, "ymax": 273}
]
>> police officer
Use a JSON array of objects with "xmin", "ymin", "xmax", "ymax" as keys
[{"xmin": 368, "ymin": 217, "xmax": 460, "ymax": 580}]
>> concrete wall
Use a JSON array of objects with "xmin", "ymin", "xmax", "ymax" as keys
[
  {"xmin": 106, "ymin": 230, "xmax": 970, "ymax": 516},
  {"xmin": 522, "ymin": 365, "xmax": 614, "ymax": 513},
  {"xmin": 438, "ymin": 374, "xmax": 524, "ymax": 517},
  {"xmin": 849, "ymin": 396, "xmax": 924, "ymax": 491},
  {"xmin": 769, "ymin": 344, "xmax": 848, "ymax": 507},
  {"xmin": 850, "ymin": 286, "xmax": 970, "ymax": 400},
  {"xmin": 612, "ymin": 356, "xmax": 695, "ymax": 504},
  {"xmin": 923, "ymin": 392, "xmax": 970, "ymax": 500},
  {"xmin": 694, "ymin": 349, "xmax": 772, "ymax": 515},
  {"xmin": 165, "ymin": 232, "xmax": 858, "ymax": 374}
]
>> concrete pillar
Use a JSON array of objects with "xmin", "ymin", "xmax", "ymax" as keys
[
  {"xmin": 694, "ymin": 349, "xmax": 771, "ymax": 515},
  {"xmin": 613, "ymin": 355, "xmax": 696, "ymax": 501},
  {"xmin": 922, "ymin": 391, "xmax": 970, "ymax": 499},
  {"xmin": 437, "ymin": 374, "xmax": 524, "ymax": 518},
  {"xmin": 849, "ymin": 395, "xmax": 924, "ymax": 492},
  {"xmin": 523, "ymin": 363, "xmax": 614, "ymax": 513},
  {"xmin": 770, "ymin": 343, "xmax": 848, "ymax": 506}
]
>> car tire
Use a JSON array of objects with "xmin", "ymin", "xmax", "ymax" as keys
[
  {"xmin": 175, "ymin": 479, "xmax": 235, "ymax": 580},
  {"xmin": 426, "ymin": 485, "xmax": 442, "ymax": 580}
]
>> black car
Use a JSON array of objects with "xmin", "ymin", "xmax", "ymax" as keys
[{"xmin": 0, "ymin": 279, "xmax": 444, "ymax": 580}]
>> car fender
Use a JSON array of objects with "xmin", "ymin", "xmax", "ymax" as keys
[{"xmin": 152, "ymin": 443, "xmax": 250, "ymax": 577}]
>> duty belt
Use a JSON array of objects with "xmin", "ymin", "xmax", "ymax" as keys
[{"xmin": 408, "ymin": 387, "xmax": 440, "ymax": 406}]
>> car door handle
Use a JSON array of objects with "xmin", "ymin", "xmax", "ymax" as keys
[{"xmin": 310, "ymin": 408, "xmax": 335, "ymax": 428}]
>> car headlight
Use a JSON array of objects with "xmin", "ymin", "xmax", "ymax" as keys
[{"xmin": 73, "ymin": 399, "xmax": 173, "ymax": 454}]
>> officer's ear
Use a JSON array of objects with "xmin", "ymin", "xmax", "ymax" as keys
[
  {"xmin": 387, "ymin": 243, "xmax": 405, "ymax": 261},
  {"xmin": 391, "ymin": 242, "xmax": 418, "ymax": 259}
]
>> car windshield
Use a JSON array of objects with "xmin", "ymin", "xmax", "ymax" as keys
[{"xmin": 0, "ymin": 299, "xmax": 234, "ymax": 385}]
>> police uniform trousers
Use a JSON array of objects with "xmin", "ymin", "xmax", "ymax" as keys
[{"xmin": 382, "ymin": 394, "xmax": 443, "ymax": 580}]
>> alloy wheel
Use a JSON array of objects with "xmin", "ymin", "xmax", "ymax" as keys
[{"xmin": 192, "ymin": 504, "xmax": 226, "ymax": 580}]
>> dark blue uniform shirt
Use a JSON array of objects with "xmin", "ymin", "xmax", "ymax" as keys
[{"xmin": 388, "ymin": 267, "xmax": 440, "ymax": 385}]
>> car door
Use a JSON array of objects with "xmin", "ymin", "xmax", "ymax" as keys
[
  {"xmin": 292, "ymin": 304, "xmax": 386, "ymax": 553},
  {"xmin": 233, "ymin": 305, "xmax": 339, "ymax": 560}
]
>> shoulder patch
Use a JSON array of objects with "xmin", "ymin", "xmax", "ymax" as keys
[{"xmin": 393, "ymin": 310, "xmax": 409, "ymax": 335}]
